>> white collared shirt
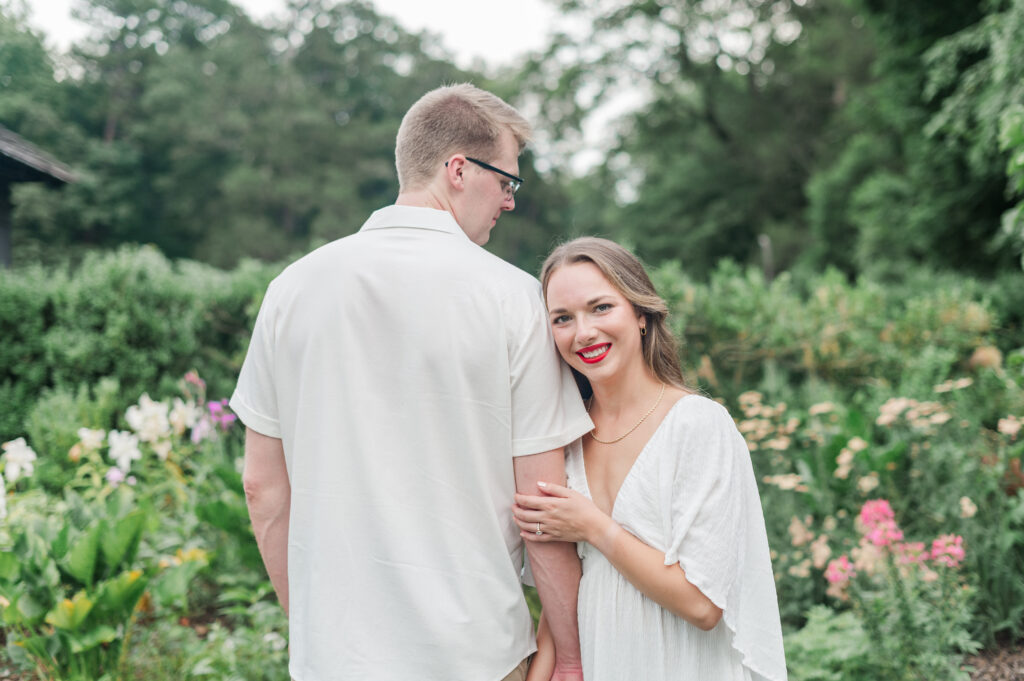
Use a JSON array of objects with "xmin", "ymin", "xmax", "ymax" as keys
[{"xmin": 231, "ymin": 205, "xmax": 592, "ymax": 681}]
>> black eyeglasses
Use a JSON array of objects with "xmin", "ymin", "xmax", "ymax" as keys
[{"xmin": 446, "ymin": 157, "xmax": 524, "ymax": 198}]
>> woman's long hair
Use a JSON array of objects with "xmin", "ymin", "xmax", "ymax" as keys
[{"xmin": 540, "ymin": 237, "xmax": 688, "ymax": 398}]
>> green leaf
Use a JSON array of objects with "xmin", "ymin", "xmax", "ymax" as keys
[
  {"xmin": 196, "ymin": 499, "xmax": 250, "ymax": 536},
  {"xmin": 0, "ymin": 551, "xmax": 19, "ymax": 582},
  {"xmin": 51, "ymin": 523, "xmax": 70, "ymax": 560},
  {"xmin": 44, "ymin": 591, "xmax": 94, "ymax": 631},
  {"xmin": 68, "ymin": 625, "xmax": 118, "ymax": 654},
  {"xmin": 63, "ymin": 522, "xmax": 103, "ymax": 588},
  {"xmin": 150, "ymin": 562, "xmax": 201, "ymax": 611},
  {"xmin": 15, "ymin": 593, "xmax": 46, "ymax": 623},
  {"xmin": 100, "ymin": 510, "xmax": 147, "ymax": 575},
  {"xmin": 94, "ymin": 569, "xmax": 150, "ymax": 619}
]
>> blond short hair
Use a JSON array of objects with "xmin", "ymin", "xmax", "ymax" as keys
[{"xmin": 395, "ymin": 83, "xmax": 532, "ymax": 192}]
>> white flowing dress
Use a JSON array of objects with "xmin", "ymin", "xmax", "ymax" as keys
[{"xmin": 565, "ymin": 395, "xmax": 788, "ymax": 681}]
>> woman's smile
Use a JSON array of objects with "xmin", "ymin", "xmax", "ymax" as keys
[{"xmin": 577, "ymin": 343, "xmax": 611, "ymax": 363}]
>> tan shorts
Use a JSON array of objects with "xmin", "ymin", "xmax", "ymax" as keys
[{"xmin": 501, "ymin": 657, "xmax": 530, "ymax": 681}]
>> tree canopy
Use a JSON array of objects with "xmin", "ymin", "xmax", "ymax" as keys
[{"xmin": 1, "ymin": 0, "xmax": 1022, "ymax": 275}]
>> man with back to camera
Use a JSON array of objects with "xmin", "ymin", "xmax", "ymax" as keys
[{"xmin": 231, "ymin": 83, "xmax": 593, "ymax": 681}]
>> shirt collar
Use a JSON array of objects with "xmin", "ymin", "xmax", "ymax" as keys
[{"xmin": 359, "ymin": 205, "xmax": 470, "ymax": 241}]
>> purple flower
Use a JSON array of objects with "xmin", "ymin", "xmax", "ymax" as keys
[
  {"xmin": 208, "ymin": 399, "xmax": 237, "ymax": 430},
  {"xmin": 105, "ymin": 467, "xmax": 126, "ymax": 487}
]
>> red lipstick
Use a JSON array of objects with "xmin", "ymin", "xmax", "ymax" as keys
[{"xmin": 576, "ymin": 343, "xmax": 611, "ymax": 364}]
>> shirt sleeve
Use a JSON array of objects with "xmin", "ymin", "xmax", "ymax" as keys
[
  {"xmin": 505, "ymin": 284, "xmax": 593, "ymax": 457},
  {"xmin": 229, "ymin": 283, "xmax": 283, "ymax": 439}
]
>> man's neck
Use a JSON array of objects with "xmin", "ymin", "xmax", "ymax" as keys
[{"xmin": 395, "ymin": 188, "xmax": 448, "ymax": 212}]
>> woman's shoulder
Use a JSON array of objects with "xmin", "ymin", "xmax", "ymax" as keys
[
  {"xmin": 666, "ymin": 392, "xmax": 735, "ymax": 429},
  {"xmin": 657, "ymin": 392, "xmax": 746, "ymax": 461}
]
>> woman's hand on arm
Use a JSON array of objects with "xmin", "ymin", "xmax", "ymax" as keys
[
  {"xmin": 515, "ymin": 482, "xmax": 723, "ymax": 631},
  {"xmin": 513, "ymin": 482, "xmax": 616, "ymax": 545}
]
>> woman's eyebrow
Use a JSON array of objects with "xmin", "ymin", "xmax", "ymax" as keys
[{"xmin": 548, "ymin": 296, "xmax": 612, "ymax": 315}]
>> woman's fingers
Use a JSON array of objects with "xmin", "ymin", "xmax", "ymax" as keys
[
  {"xmin": 515, "ymin": 492, "xmax": 570, "ymax": 510},
  {"xmin": 513, "ymin": 510, "xmax": 553, "ymax": 531},
  {"xmin": 536, "ymin": 481, "xmax": 572, "ymax": 497},
  {"xmin": 513, "ymin": 510, "xmax": 564, "ymax": 539}
]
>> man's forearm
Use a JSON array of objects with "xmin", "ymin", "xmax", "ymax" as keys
[
  {"xmin": 242, "ymin": 428, "xmax": 292, "ymax": 615},
  {"xmin": 526, "ymin": 539, "xmax": 583, "ymax": 670},
  {"xmin": 514, "ymin": 448, "xmax": 583, "ymax": 675},
  {"xmin": 249, "ymin": 491, "xmax": 291, "ymax": 614}
]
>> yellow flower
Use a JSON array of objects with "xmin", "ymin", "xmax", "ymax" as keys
[
  {"xmin": 788, "ymin": 516, "xmax": 814, "ymax": 547},
  {"xmin": 834, "ymin": 449, "xmax": 854, "ymax": 479},
  {"xmin": 998, "ymin": 416, "xmax": 1022, "ymax": 439},
  {"xmin": 788, "ymin": 559, "xmax": 812, "ymax": 578},
  {"xmin": 857, "ymin": 473, "xmax": 880, "ymax": 494},
  {"xmin": 810, "ymin": 535, "xmax": 832, "ymax": 569},
  {"xmin": 826, "ymin": 580, "xmax": 850, "ymax": 601},
  {"xmin": 739, "ymin": 391, "xmax": 763, "ymax": 406},
  {"xmin": 809, "ymin": 402, "xmax": 835, "ymax": 416},
  {"xmin": 852, "ymin": 540, "xmax": 884, "ymax": 576},
  {"xmin": 176, "ymin": 547, "xmax": 210, "ymax": 564},
  {"xmin": 969, "ymin": 345, "xmax": 1002, "ymax": 369},
  {"xmin": 847, "ymin": 437, "xmax": 868, "ymax": 452},
  {"xmin": 764, "ymin": 474, "xmax": 804, "ymax": 490}
]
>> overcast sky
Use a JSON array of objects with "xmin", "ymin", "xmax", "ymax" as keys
[{"xmin": 23, "ymin": 0, "xmax": 561, "ymax": 70}]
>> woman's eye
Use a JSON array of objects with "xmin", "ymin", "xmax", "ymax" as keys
[
  {"xmin": 552, "ymin": 314, "xmax": 571, "ymax": 324},
  {"xmin": 594, "ymin": 303, "xmax": 612, "ymax": 312}
]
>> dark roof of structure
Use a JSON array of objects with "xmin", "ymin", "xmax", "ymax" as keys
[{"xmin": 0, "ymin": 124, "xmax": 75, "ymax": 186}]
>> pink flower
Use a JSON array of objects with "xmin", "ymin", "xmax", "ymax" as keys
[
  {"xmin": 859, "ymin": 499, "xmax": 895, "ymax": 528},
  {"xmin": 208, "ymin": 399, "xmax": 237, "ymax": 430},
  {"xmin": 105, "ymin": 467, "xmax": 126, "ymax": 487},
  {"xmin": 858, "ymin": 500, "xmax": 904, "ymax": 547},
  {"xmin": 930, "ymin": 534, "xmax": 965, "ymax": 568},
  {"xmin": 184, "ymin": 371, "xmax": 206, "ymax": 390},
  {"xmin": 191, "ymin": 417, "xmax": 214, "ymax": 444},
  {"xmin": 865, "ymin": 519, "xmax": 905, "ymax": 548},
  {"xmin": 825, "ymin": 555, "xmax": 856, "ymax": 585},
  {"xmin": 893, "ymin": 541, "xmax": 928, "ymax": 565}
]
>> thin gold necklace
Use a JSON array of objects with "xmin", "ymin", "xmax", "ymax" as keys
[{"xmin": 588, "ymin": 383, "xmax": 666, "ymax": 445}]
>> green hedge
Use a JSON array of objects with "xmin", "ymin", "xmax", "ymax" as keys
[
  {"xmin": 653, "ymin": 261, "xmax": 1023, "ymax": 402},
  {"xmin": 0, "ymin": 247, "xmax": 282, "ymax": 439},
  {"xmin": 2, "ymin": 246, "xmax": 1021, "ymax": 441}
]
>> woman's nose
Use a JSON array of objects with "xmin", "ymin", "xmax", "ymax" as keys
[{"xmin": 575, "ymin": 317, "xmax": 597, "ymax": 344}]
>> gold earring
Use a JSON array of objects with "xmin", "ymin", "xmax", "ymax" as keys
[{"xmin": 640, "ymin": 327, "xmax": 647, "ymax": 336}]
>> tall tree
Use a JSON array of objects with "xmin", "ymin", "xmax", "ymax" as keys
[
  {"xmin": 805, "ymin": 0, "xmax": 1014, "ymax": 276},
  {"xmin": 520, "ymin": 0, "xmax": 876, "ymax": 276}
]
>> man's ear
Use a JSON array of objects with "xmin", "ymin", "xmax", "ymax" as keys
[{"xmin": 444, "ymin": 155, "xmax": 467, "ymax": 190}]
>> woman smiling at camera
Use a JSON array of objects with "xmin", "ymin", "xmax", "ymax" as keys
[{"xmin": 515, "ymin": 238, "xmax": 787, "ymax": 681}]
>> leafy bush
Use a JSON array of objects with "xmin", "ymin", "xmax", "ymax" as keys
[
  {"xmin": 785, "ymin": 605, "xmax": 871, "ymax": 681},
  {"xmin": 823, "ymin": 500, "xmax": 979, "ymax": 680},
  {"xmin": 1, "ymin": 372, "xmax": 250, "ymax": 680},
  {"xmin": 0, "ymin": 247, "xmax": 282, "ymax": 441}
]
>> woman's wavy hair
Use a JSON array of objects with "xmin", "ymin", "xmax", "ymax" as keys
[{"xmin": 540, "ymin": 237, "xmax": 688, "ymax": 398}]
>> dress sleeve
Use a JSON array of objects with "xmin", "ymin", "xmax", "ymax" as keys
[
  {"xmin": 229, "ymin": 283, "xmax": 283, "ymax": 439},
  {"xmin": 661, "ymin": 397, "xmax": 789, "ymax": 681},
  {"xmin": 660, "ymin": 398, "xmax": 745, "ymax": 608}
]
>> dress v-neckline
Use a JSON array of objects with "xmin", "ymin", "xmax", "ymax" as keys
[{"xmin": 578, "ymin": 395, "xmax": 697, "ymax": 519}]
